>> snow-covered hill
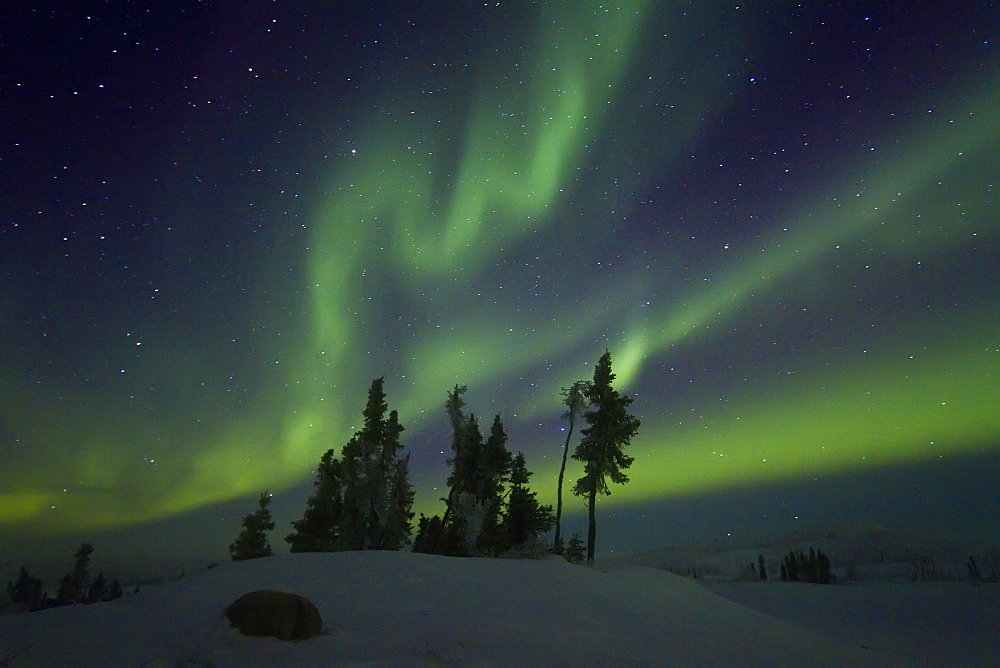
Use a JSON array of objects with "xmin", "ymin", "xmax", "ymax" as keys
[{"xmin": 1, "ymin": 551, "xmax": 995, "ymax": 666}]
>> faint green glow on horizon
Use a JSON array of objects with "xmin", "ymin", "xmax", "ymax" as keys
[{"xmin": 539, "ymin": 319, "xmax": 1000, "ymax": 509}]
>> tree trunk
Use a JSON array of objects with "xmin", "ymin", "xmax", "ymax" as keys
[
  {"xmin": 554, "ymin": 423, "xmax": 574, "ymax": 549},
  {"xmin": 587, "ymin": 484, "xmax": 597, "ymax": 564}
]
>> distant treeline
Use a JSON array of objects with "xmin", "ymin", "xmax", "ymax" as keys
[
  {"xmin": 780, "ymin": 547, "xmax": 833, "ymax": 584},
  {"xmin": 6, "ymin": 543, "xmax": 123, "ymax": 612}
]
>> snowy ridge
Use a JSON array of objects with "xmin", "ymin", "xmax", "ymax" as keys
[{"xmin": 0, "ymin": 550, "xmax": 912, "ymax": 666}]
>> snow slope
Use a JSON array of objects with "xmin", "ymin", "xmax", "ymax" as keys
[
  {"xmin": 0, "ymin": 550, "xmax": 963, "ymax": 666},
  {"xmin": 707, "ymin": 580, "xmax": 999, "ymax": 666}
]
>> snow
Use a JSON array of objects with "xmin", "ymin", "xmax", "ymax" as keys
[
  {"xmin": 1, "ymin": 551, "xmax": 995, "ymax": 666},
  {"xmin": 706, "ymin": 580, "xmax": 1000, "ymax": 666}
]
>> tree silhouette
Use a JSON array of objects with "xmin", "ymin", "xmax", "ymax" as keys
[
  {"xmin": 554, "ymin": 380, "xmax": 589, "ymax": 553},
  {"xmin": 476, "ymin": 415, "xmax": 515, "ymax": 553},
  {"xmin": 7, "ymin": 566, "xmax": 45, "ymax": 611},
  {"xmin": 56, "ymin": 543, "xmax": 94, "ymax": 605},
  {"xmin": 500, "ymin": 452, "xmax": 554, "ymax": 550},
  {"xmin": 572, "ymin": 351, "xmax": 640, "ymax": 564},
  {"xmin": 440, "ymin": 385, "xmax": 471, "ymax": 534},
  {"xmin": 8, "ymin": 546, "xmax": 125, "ymax": 611},
  {"xmin": 782, "ymin": 547, "xmax": 833, "ymax": 584},
  {"xmin": 382, "ymin": 451, "xmax": 416, "ymax": 550},
  {"xmin": 339, "ymin": 377, "xmax": 413, "ymax": 550},
  {"xmin": 87, "ymin": 572, "xmax": 108, "ymax": 604},
  {"xmin": 229, "ymin": 492, "xmax": 275, "ymax": 561},
  {"xmin": 287, "ymin": 378, "xmax": 413, "ymax": 552},
  {"xmin": 437, "ymin": 387, "xmax": 515, "ymax": 555},
  {"xmin": 413, "ymin": 513, "xmax": 459, "ymax": 555},
  {"xmin": 565, "ymin": 531, "xmax": 586, "ymax": 564},
  {"xmin": 449, "ymin": 413, "xmax": 487, "ymax": 552},
  {"xmin": 286, "ymin": 448, "xmax": 344, "ymax": 552}
]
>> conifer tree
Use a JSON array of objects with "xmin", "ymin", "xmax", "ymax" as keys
[
  {"xmin": 87, "ymin": 572, "xmax": 108, "ymax": 604},
  {"xmin": 554, "ymin": 381, "xmax": 589, "ymax": 553},
  {"xmin": 287, "ymin": 378, "xmax": 413, "ymax": 552},
  {"xmin": 435, "ymin": 388, "xmax": 518, "ymax": 555},
  {"xmin": 476, "ymin": 415, "xmax": 514, "ymax": 552},
  {"xmin": 339, "ymin": 377, "xmax": 412, "ymax": 549},
  {"xmin": 381, "ymin": 452, "xmax": 416, "ymax": 550},
  {"xmin": 440, "ymin": 386, "xmax": 489, "ymax": 554},
  {"xmin": 107, "ymin": 578, "xmax": 124, "ymax": 601},
  {"xmin": 449, "ymin": 414, "xmax": 487, "ymax": 552},
  {"xmin": 817, "ymin": 548, "xmax": 832, "ymax": 584},
  {"xmin": 7, "ymin": 566, "xmax": 45, "ymax": 611},
  {"xmin": 500, "ymin": 452, "xmax": 555, "ymax": 550},
  {"xmin": 229, "ymin": 492, "xmax": 275, "ymax": 561},
  {"xmin": 565, "ymin": 531, "xmax": 586, "ymax": 564},
  {"xmin": 784, "ymin": 550, "xmax": 803, "ymax": 581},
  {"xmin": 286, "ymin": 449, "xmax": 344, "ymax": 552},
  {"xmin": 440, "ymin": 385, "xmax": 470, "ymax": 532},
  {"xmin": 782, "ymin": 547, "xmax": 832, "ymax": 584},
  {"xmin": 413, "ymin": 513, "xmax": 444, "ymax": 554},
  {"xmin": 56, "ymin": 543, "xmax": 94, "ymax": 605},
  {"xmin": 572, "ymin": 350, "xmax": 640, "ymax": 564}
]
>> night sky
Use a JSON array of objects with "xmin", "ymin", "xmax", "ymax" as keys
[{"xmin": 2, "ymin": 2, "xmax": 997, "ymax": 563}]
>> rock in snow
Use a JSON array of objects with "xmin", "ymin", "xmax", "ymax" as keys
[{"xmin": 225, "ymin": 590, "xmax": 323, "ymax": 642}]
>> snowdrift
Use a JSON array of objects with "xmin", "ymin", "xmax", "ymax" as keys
[{"xmin": 0, "ymin": 550, "xmax": 945, "ymax": 665}]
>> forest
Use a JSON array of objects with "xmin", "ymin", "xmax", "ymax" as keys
[{"xmin": 230, "ymin": 350, "xmax": 639, "ymax": 565}]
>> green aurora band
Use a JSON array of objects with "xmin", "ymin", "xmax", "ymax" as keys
[{"xmin": 2, "ymin": 2, "xmax": 997, "ymax": 535}]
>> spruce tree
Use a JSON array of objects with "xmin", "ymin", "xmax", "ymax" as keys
[
  {"xmin": 286, "ymin": 448, "xmax": 344, "ymax": 552},
  {"xmin": 381, "ymin": 452, "xmax": 416, "ymax": 550},
  {"xmin": 817, "ymin": 549, "xmax": 832, "ymax": 584},
  {"xmin": 440, "ymin": 385, "xmax": 471, "ymax": 532},
  {"xmin": 500, "ymin": 452, "xmax": 555, "ymax": 551},
  {"xmin": 476, "ymin": 415, "xmax": 514, "ymax": 553},
  {"xmin": 565, "ymin": 531, "xmax": 586, "ymax": 564},
  {"xmin": 87, "ymin": 572, "xmax": 108, "ymax": 604},
  {"xmin": 56, "ymin": 543, "xmax": 94, "ymax": 605},
  {"xmin": 440, "ymin": 386, "xmax": 488, "ymax": 554},
  {"xmin": 413, "ymin": 514, "xmax": 444, "ymax": 554},
  {"xmin": 554, "ymin": 381, "xmax": 589, "ymax": 553},
  {"xmin": 287, "ymin": 377, "xmax": 413, "ymax": 552},
  {"xmin": 435, "ymin": 389, "xmax": 518, "ymax": 555},
  {"xmin": 571, "ymin": 350, "xmax": 640, "ymax": 564},
  {"xmin": 7, "ymin": 566, "xmax": 45, "ymax": 611},
  {"xmin": 449, "ymin": 414, "xmax": 487, "ymax": 553},
  {"xmin": 229, "ymin": 492, "xmax": 275, "ymax": 561},
  {"xmin": 339, "ymin": 377, "xmax": 412, "ymax": 549},
  {"xmin": 786, "ymin": 550, "xmax": 802, "ymax": 581}
]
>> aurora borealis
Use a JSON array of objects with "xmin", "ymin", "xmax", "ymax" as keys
[{"xmin": 2, "ymin": 2, "xmax": 997, "ymax": 561}]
